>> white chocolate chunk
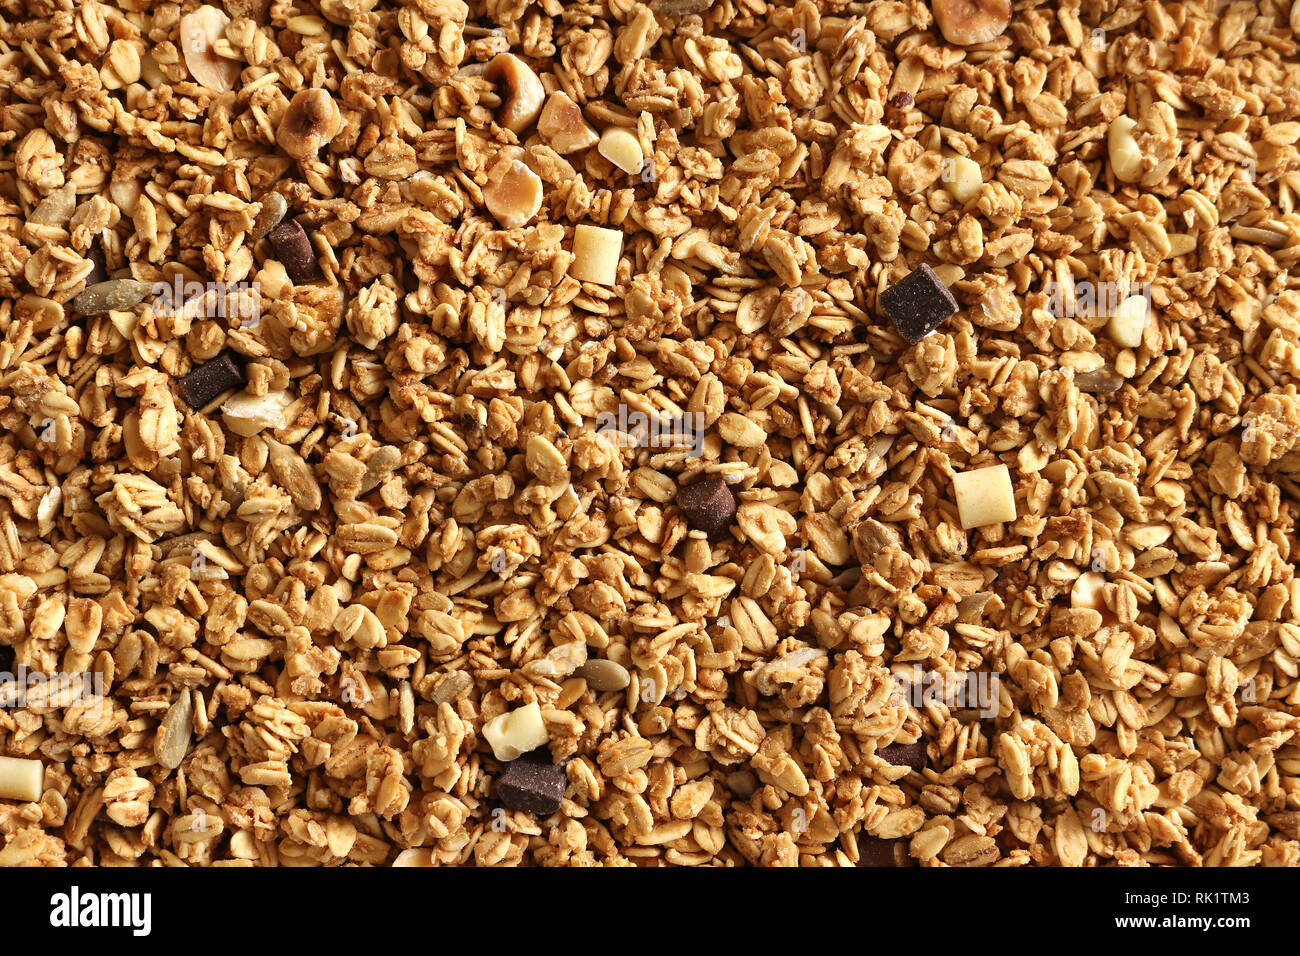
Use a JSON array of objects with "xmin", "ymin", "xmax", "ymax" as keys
[
  {"xmin": 0, "ymin": 755, "xmax": 44, "ymax": 802},
  {"xmin": 598, "ymin": 127, "xmax": 644, "ymax": 175},
  {"xmin": 482, "ymin": 701, "xmax": 549, "ymax": 761},
  {"xmin": 570, "ymin": 224, "xmax": 624, "ymax": 285},
  {"xmin": 953, "ymin": 464, "xmax": 1016, "ymax": 529},
  {"xmin": 1107, "ymin": 294, "xmax": 1149, "ymax": 348},
  {"xmin": 1108, "ymin": 115, "xmax": 1143, "ymax": 183},
  {"xmin": 942, "ymin": 155, "xmax": 983, "ymax": 203}
]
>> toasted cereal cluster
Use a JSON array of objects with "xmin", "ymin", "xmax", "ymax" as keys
[{"xmin": 0, "ymin": 0, "xmax": 1299, "ymax": 867}]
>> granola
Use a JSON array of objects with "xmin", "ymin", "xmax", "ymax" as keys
[{"xmin": 0, "ymin": 0, "xmax": 1298, "ymax": 869}]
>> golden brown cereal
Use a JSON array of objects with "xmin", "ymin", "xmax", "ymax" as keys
[{"xmin": 1, "ymin": 0, "xmax": 1298, "ymax": 873}]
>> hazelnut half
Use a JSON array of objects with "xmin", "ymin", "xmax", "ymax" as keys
[
  {"xmin": 483, "ymin": 53, "xmax": 544, "ymax": 134},
  {"xmin": 277, "ymin": 88, "xmax": 343, "ymax": 160},
  {"xmin": 483, "ymin": 159, "xmax": 544, "ymax": 229},
  {"xmin": 537, "ymin": 91, "xmax": 598, "ymax": 154},
  {"xmin": 931, "ymin": 0, "xmax": 1012, "ymax": 46}
]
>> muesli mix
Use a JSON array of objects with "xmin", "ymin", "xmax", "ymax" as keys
[{"xmin": 0, "ymin": 0, "xmax": 1298, "ymax": 866}]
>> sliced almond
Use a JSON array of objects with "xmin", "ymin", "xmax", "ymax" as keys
[
  {"xmin": 154, "ymin": 693, "xmax": 193, "ymax": 770},
  {"xmin": 179, "ymin": 5, "xmax": 240, "ymax": 92}
]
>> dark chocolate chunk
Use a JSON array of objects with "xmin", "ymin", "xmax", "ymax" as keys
[
  {"xmin": 878, "ymin": 740, "xmax": 927, "ymax": 771},
  {"xmin": 857, "ymin": 834, "xmax": 903, "ymax": 867},
  {"xmin": 676, "ymin": 476, "xmax": 736, "ymax": 538},
  {"xmin": 85, "ymin": 240, "xmax": 109, "ymax": 287},
  {"xmin": 879, "ymin": 263, "xmax": 959, "ymax": 343},
  {"xmin": 267, "ymin": 219, "xmax": 322, "ymax": 284},
  {"xmin": 497, "ymin": 749, "xmax": 567, "ymax": 816},
  {"xmin": 177, "ymin": 352, "xmax": 244, "ymax": 409}
]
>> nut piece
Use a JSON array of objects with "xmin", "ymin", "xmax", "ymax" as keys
[
  {"xmin": 1107, "ymin": 294, "xmax": 1150, "ymax": 348},
  {"xmin": 942, "ymin": 155, "xmax": 983, "ymax": 203},
  {"xmin": 570, "ymin": 224, "xmax": 624, "ymax": 285},
  {"xmin": 483, "ymin": 54, "xmax": 544, "ymax": 134},
  {"xmin": 250, "ymin": 192, "xmax": 288, "ymax": 242},
  {"xmin": 953, "ymin": 463, "xmax": 1016, "ymax": 529},
  {"xmin": 1108, "ymin": 115, "xmax": 1143, "ymax": 183},
  {"xmin": 932, "ymin": 0, "xmax": 1012, "ymax": 46},
  {"xmin": 154, "ymin": 692, "xmax": 193, "ymax": 770},
  {"xmin": 483, "ymin": 159, "xmax": 544, "ymax": 229},
  {"xmin": 538, "ymin": 92, "xmax": 598, "ymax": 154},
  {"xmin": 72, "ymin": 278, "xmax": 151, "ymax": 316},
  {"xmin": 277, "ymin": 88, "xmax": 343, "ymax": 160},
  {"xmin": 482, "ymin": 701, "xmax": 549, "ymax": 762},
  {"xmin": 0, "ymin": 756, "xmax": 44, "ymax": 802},
  {"xmin": 221, "ymin": 389, "xmax": 293, "ymax": 437},
  {"xmin": 179, "ymin": 5, "xmax": 240, "ymax": 92},
  {"xmin": 1071, "ymin": 571, "xmax": 1107, "ymax": 612},
  {"xmin": 598, "ymin": 127, "xmax": 644, "ymax": 175},
  {"xmin": 576, "ymin": 658, "xmax": 631, "ymax": 692}
]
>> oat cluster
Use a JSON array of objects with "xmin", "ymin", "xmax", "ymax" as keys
[{"xmin": 1, "ymin": 0, "xmax": 1299, "ymax": 868}]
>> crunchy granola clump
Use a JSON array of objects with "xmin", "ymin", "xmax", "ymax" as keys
[{"xmin": 0, "ymin": 0, "xmax": 1299, "ymax": 869}]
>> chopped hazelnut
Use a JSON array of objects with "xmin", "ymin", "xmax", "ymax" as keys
[
  {"xmin": 483, "ymin": 53, "xmax": 544, "ymax": 134},
  {"xmin": 221, "ymin": 389, "xmax": 293, "ymax": 437},
  {"xmin": 538, "ymin": 91, "xmax": 598, "ymax": 154},
  {"xmin": 1071, "ymin": 571, "xmax": 1107, "ymax": 612},
  {"xmin": 942, "ymin": 155, "xmax": 983, "ymax": 204},
  {"xmin": 483, "ymin": 159, "xmax": 544, "ymax": 229},
  {"xmin": 277, "ymin": 88, "xmax": 343, "ymax": 160}
]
